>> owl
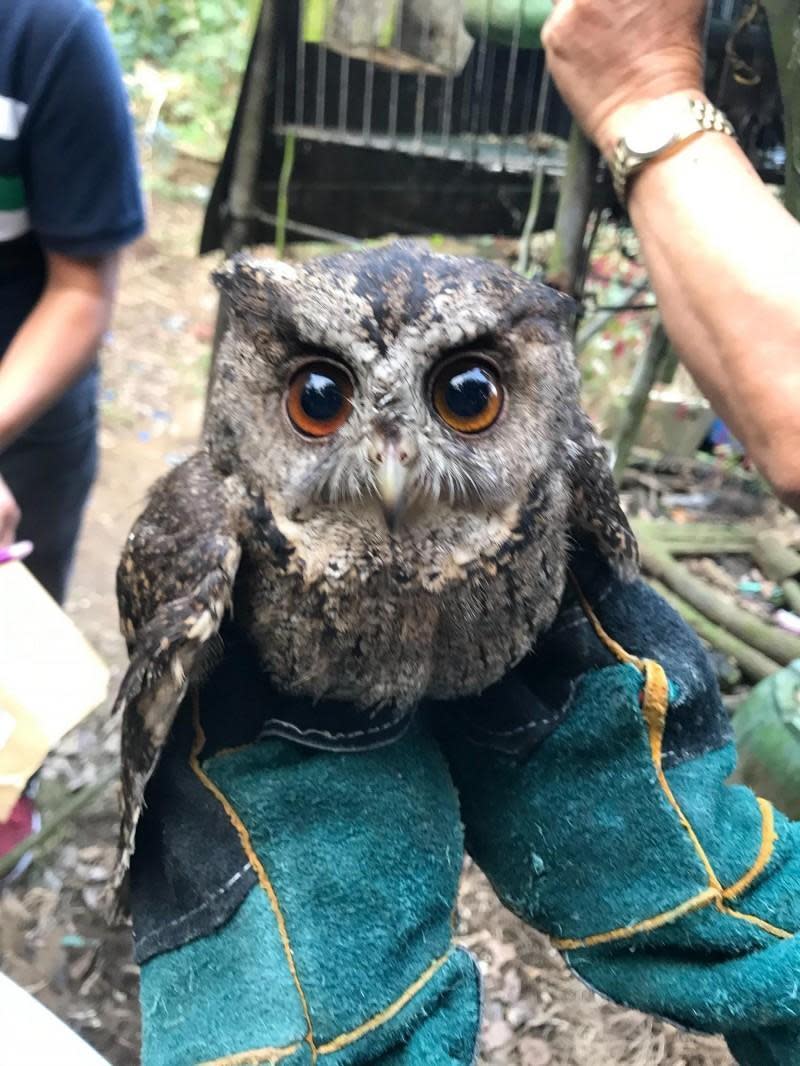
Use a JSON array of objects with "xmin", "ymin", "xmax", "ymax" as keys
[{"xmin": 109, "ymin": 241, "xmax": 637, "ymax": 913}]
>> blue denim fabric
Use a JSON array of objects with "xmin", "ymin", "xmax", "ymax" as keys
[{"xmin": 0, "ymin": 365, "xmax": 99, "ymax": 604}]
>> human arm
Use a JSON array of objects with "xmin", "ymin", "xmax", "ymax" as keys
[
  {"xmin": 0, "ymin": 249, "xmax": 118, "ymax": 545},
  {"xmin": 0, "ymin": 250, "xmax": 119, "ymax": 451},
  {"xmin": 8, "ymin": 0, "xmax": 144, "ymax": 442},
  {"xmin": 542, "ymin": 0, "xmax": 800, "ymax": 509}
]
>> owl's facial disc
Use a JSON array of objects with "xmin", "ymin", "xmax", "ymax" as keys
[
  {"xmin": 209, "ymin": 245, "xmax": 589, "ymax": 558},
  {"xmin": 283, "ymin": 350, "xmax": 512, "ymax": 531}
]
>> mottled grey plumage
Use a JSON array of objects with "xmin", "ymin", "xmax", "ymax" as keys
[{"xmin": 109, "ymin": 242, "xmax": 637, "ymax": 915}]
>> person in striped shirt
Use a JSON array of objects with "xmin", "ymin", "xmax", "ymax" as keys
[
  {"xmin": 0, "ymin": 0, "xmax": 143, "ymax": 871},
  {"xmin": 0, "ymin": 0, "xmax": 144, "ymax": 597}
]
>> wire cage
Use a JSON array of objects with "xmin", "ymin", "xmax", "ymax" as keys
[
  {"xmin": 271, "ymin": 2, "xmax": 564, "ymax": 177},
  {"xmin": 201, "ymin": 0, "xmax": 784, "ymax": 254}
]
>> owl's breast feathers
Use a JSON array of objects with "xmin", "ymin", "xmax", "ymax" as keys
[{"xmin": 237, "ymin": 469, "xmax": 570, "ymax": 709}]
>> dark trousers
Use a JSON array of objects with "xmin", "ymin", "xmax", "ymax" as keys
[{"xmin": 0, "ymin": 366, "xmax": 99, "ymax": 605}]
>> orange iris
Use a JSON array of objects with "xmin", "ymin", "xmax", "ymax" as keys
[
  {"xmin": 432, "ymin": 358, "xmax": 503, "ymax": 434},
  {"xmin": 287, "ymin": 361, "xmax": 353, "ymax": 438}
]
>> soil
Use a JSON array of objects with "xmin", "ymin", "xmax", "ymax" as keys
[{"xmin": 0, "ymin": 186, "xmax": 733, "ymax": 1066}]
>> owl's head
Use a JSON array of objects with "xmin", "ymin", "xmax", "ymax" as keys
[{"xmin": 207, "ymin": 242, "xmax": 636, "ymax": 578}]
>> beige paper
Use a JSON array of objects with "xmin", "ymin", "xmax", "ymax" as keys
[{"xmin": 0, "ymin": 562, "xmax": 109, "ymax": 821}]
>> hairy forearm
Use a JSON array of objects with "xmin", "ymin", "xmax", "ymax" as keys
[
  {"xmin": 0, "ymin": 254, "xmax": 118, "ymax": 451},
  {"xmin": 628, "ymin": 132, "xmax": 800, "ymax": 504},
  {"xmin": 542, "ymin": 0, "xmax": 800, "ymax": 508}
]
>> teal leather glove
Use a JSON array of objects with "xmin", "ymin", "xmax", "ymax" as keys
[
  {"xmin": 132, "ymin": 554, "xmax": 800, "ymax": 1065},
  {"xmin": 134, "ymin": 673, "xmax": 480, "ymax": 1066},
  {"xmin": 440, "ymin": 563, "xmax": 800, "ymax": 1066}
]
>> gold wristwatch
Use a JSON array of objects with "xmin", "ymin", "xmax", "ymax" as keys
[{"xmin": 609, "ymin": 96, "xmax": 735, "ymax": 203}]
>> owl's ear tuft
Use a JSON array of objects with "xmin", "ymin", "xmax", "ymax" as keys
[
  {"xmin": 545, "ymin": 285, "xmax": 579, "ymax": 329},
  {"xmin": 506, "ymin": 283, "xmax": 579, "ymax": 340},
  {"xmin": 212, "ymin": 255, "xmax": 298, "ymax": 312},
  {"xmin": 568, "ymin": 409, "xmax": 639, "ymax": 581}
]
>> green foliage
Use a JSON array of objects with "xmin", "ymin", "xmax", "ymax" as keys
[{"xmin": 103, "ymin": 0, "xmax": 253, "ymax": 158}]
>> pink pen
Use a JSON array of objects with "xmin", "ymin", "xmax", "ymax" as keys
[{"xmin": 0, "ymin": 540, "xmax": 34, "ymax": 565}]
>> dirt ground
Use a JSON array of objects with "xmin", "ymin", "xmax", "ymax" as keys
[{"xmin": 0, "ymin": 188, "xmax": 734, "ymax": 1066}]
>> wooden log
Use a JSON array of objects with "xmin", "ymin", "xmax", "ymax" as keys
[
  {"xmin": 782, "ymin": 579, "xmax": 800, "ymax": 614},
  {"xmin": 648, "ymin": 579, "xmax": 782, "ymax": 682},
  {"xmin": 638, "ymin": 538, "xmax": 800, "ymax": 665},
  {"xmin": 545, "ymin": 123, "xmax": 598, "ymax": 296},
  {"xmin": 753, "ymin": 530, "xmax": 800, "ymax": 582},
  {"xmin": 612, "ymin": 323, "xmax": 671, "ymax": 481},
  {"xmin": 630, "ymin": 519, "xmax": 756, "ymax": 556}
]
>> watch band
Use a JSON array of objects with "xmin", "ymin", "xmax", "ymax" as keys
[{"xmin": 610, "ymin": 97, "xmax": 735, "ymax": 204}]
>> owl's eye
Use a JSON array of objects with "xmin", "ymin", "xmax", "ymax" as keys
[
  {"xmin": 432, "ymin": 358, "xmax": 503, "ymax": 434},
  {"xmin": 287, "ymin": 361, "xmax": 354, "ymax": 438}
]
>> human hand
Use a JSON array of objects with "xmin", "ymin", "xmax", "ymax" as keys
[
  {"xmin": 542, "ymin": 0, "xmax": 706, "ymax": 157},
  {"xmin": 0, "ymin": 474, "xmax": 20, "ymax": 547}
]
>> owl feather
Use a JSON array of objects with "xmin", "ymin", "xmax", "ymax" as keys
[{"xmin": 109, "ymin": 454, "xmax": 243, "ymax": 918}]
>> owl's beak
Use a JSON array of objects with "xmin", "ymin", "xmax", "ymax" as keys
[{"xmin": 372, "ymin": 440, "xmax": 411, "ymax": 531}]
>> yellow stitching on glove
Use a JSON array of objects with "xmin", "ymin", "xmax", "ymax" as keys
[
  {"xmin": 716, "ymin": 905, "xmax": 793, "ymax": 939},
  {"xmin": 564, "ymin": 584, "xmax": 795, "ymax": 948},
  {"xmin": 640, "ymin": 659, "xmax": 792, "ymax": 939},
  {"xmin": 316, "ymin": 953, "xmax": 450, "ymax": 1055},
  {"xmin": 640, "ymin": 659, "xmax": 723, "ymax": 894},
  {"xmin": 195, "ymin": 953, "xmax": 451, "ymax": 1063},
  {"xmin": 190, "ymin": 694, "xmax": 319, "ymax": 1063},
  {"xmin": 552, "ymin": 888, "xmax": 718, "ymax": 950},
  {"xmin": 568, "ymin": 575, "xmax": 644, "ymax": 670},
  {"xmin": 723, "ymin": 797, "xmax": 778, "ymax": 901}
]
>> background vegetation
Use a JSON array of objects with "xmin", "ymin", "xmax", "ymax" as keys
[{"xmin": 99, "ymin": 0, "xmax": 256, "ymax": 159}]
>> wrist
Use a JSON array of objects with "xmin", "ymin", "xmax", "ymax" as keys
[
  {"xmin": 604, "ymin": 92, "xmax": 735, "ymax": 204},
  {"xmin": 596, "ymin": 87, "xmax": 708, "ymax": 161}
]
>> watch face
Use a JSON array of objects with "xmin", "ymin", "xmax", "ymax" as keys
[{"xmin": 625, "ymin": 106, "xmax": 680, "ymax": 157}]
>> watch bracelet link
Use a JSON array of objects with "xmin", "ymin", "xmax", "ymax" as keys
[{"xmin": 610, "ymin": 98, "xmax": 735, "ymax": 203}]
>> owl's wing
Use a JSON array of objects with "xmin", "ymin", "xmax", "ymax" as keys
[
  {"xmin": 109, "ymin": 453, "xmax": 243, "ymax": 919},
  {"xmin": 568, "ymin": 409, "xmax": 639, "ymax": 580}
]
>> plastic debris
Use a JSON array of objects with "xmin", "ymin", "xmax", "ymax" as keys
[
  {"xmin": 162, "ymin": 313, "xmax": 188, "ymax": 332},
  {"xmin": 738, "ymin": 580, "xmax": 763, "ymax": 597},
  {"xmin": 775, "ymin": 610, "xmax": 800, "ymax": 636}
]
